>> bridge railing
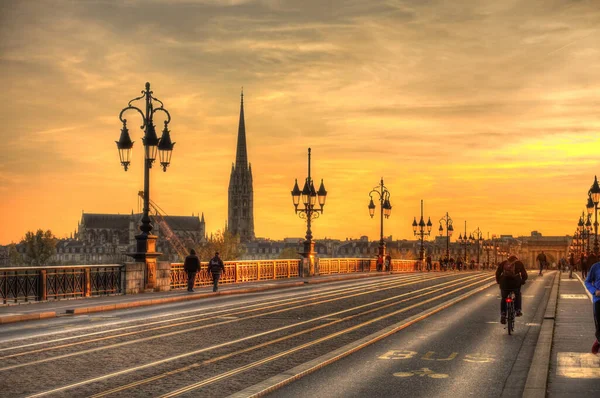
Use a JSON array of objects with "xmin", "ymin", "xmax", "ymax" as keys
[
  {"xmin": 170, "ymin": 258, "xmax": 420, "ymax": 290},
  {"xmin": 0, "ymin": 265, "xmax": 123, "ymax": 304}
]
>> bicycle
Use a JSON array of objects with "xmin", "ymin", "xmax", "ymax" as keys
[{"xmin": 505, "ymin": 291, "xmax": 516, "ymax": 335}]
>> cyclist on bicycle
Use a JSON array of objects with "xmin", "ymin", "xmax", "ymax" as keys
[{"xmin": 496, "ymin": 255, "xmax": 528, "ymax": 324}]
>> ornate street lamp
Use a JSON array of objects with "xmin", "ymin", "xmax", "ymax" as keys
[
  {"xmin": 457, "ymin": 221, "xmax": 473, "ymax": 267},
  {"xmin": 589, "ymin": 176, "xmax": 600, "ymax": 255},
  {"xmin": 471, "ymin": 227, "xmax": 483, "ymax": 269},
  {"xmin": 368, "ymin": 178, "xmax": 392, "ymax": 260},
  {"xmin": 439, "ymin": 212, "xmax": 454, "ymax": 263},
  {"xmin": 291, "ymin": 148, "xmax": 327, "ymax": 277},
  {"xmin": 116, "ymin": 82, "xmax": 173, "ymax": 290},
  {"xmin": 412, "ymin": 200, "xmax": 432, "ymax": 266}
]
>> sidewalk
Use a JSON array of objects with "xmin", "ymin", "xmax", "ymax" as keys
[
  {"xmin": 546, "ymin": 271, "xmax": 600, "ymax": 397},
  {"xmin": 0, "ymin": 271, "xmax": 392, "ymax": 325}
]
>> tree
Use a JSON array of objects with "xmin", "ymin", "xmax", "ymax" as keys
[
  {"xmin": 196, "ymin": 229, "xmax": 244, "ymax": 261},
  {"xmin": 278, "ymin": 247, "xmax": 300, "ymax": 259},
  {"xmin": 7, "ymin": 243, "xmax": 23, "ymax": 266},
  {"xmin": 23, "ymin": 229, "xmax": 57, "ymax": 266}
]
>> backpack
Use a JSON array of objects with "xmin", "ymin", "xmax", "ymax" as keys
[{"xmin": 503, "ymin": 261, "xmax": 516, "ymax": 278}]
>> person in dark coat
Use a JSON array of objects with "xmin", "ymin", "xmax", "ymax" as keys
[
  {"xmin": 496, "ymin": 255, "xmax": 528, "ymax": 324},
  {"xmin": 537, "ymin": 251, "xmax": 547, "ymax": 276},
  {"xmin": 183, "ymin": 249, "xmax": 201, "ymax": 292},
  {"xmin": 208, "ymin": 251, "xmax": 225, "ymax": 292}
]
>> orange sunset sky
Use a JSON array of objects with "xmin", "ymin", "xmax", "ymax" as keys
[{"xmin": 1, "ymin": 0, "xmax": 599, "ymax": 245}]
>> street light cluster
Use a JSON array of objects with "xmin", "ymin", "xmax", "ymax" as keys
[
  {"xmin": 290, "ymin": 148, "xmax": 328, "ymax": 276},
  {"xmin": 569, "ymin": 176, "xmax": 600, "ymax": 260}
]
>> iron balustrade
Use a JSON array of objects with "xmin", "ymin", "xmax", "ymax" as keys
[
  {"xmin": 0, "ymin": 265, "xmax": 123, "ymax": 304},
  {"xmin": 170, "ymin": 258, "xmax": 420, "ymax": 289}
]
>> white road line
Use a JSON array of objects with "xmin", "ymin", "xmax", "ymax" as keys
[{"xmin": 575, "ymin": 274, "xmax": 593, "ymax": 302}]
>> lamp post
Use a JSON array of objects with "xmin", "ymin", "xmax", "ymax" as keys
[
  {"xmin": 368, "ymin": 178, "xmax": 392, "ymax": 261},
  {"xmin": 483, "ymin": 235, "xmax": 492, "ymax": 270},
  {"xmin": 291, "ymin": 148, "xmax": 327, "ymax": 277},
  {"xmin": 457, "ymin": 221, "xmax": 471, "ymax": 267},
  {"xmin": 589, "ymin": 176, "xmax": 600, "ymax": 255},
  {"xmin": 412, "ymin": 200, "xmax": 432, "ymax": 266},
  {"xmin": 116, "ymin": 82, "xmax": 174, "ymax": 290},
  {"xmin": 578, "ymin": 214, "xmax": 585, "ymax": 257},
  {"xmin": 438, "ymin": 212, "xmax": 454, "ymax": 263},
  {"xmin": 471, "ymin": 227, "xmax": 483, "ymax": 269},
  {"xmin": 492, "ymin": 234, "xmax": 498, "ymax": 266}
]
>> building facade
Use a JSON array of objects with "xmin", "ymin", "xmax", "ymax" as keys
[{"xmin": 228, "ymin": 91, "xmax": 255, "ymax": 243}]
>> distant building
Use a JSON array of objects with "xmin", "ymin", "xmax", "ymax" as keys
[
  {"xmin": 73, "ymin": 212, "xmax": 206, "ymax": 263},
  {"xmin": 228, "ymin": 90, "xmax": 255, "ymax": 243}
]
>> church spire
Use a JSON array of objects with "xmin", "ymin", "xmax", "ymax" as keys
[{"xmin": 235, "ymin": 88, "xmax": 248, "ymax": 169}]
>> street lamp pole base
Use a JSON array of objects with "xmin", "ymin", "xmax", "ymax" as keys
[
  {"xmin": 299, "ymin": 239, "xmax": 316, "ymax": 277},
  {"xmin": 127, "ymin": 234, "xmax": 162, "ymax": 290}
]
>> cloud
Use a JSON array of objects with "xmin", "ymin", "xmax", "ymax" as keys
[{"xmin": 1, "ymin": 0, "xmax": 600, "ymax": 243}]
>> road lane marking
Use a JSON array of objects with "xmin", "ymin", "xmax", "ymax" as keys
[
  {"xmin": 379, "ymin": 350, "xmax": 417, "ymax": 360},
  {"xmin": 559, "ymin": 294, "xmax": 589, "ymax": 299},
  {"xmin": 463, "ymin": 354, "xmax": 495, "ymax": 363},
  {"xmin": 393, "ymin": 368, "xmax": 449, "ymax": 378},
  {"xmin": 422, "ymin": 351, "xmax": 457, "ymax": 361},
  {"xmin": 557, "ymin": 352, "xmax": 600, "ymax": 378}
]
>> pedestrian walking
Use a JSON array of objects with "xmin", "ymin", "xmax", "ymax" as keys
[
  {"xmin": 376, "ymin": 254, "xmax": 384, "ymax": 272},
  {"xmin": 208, "ymin": 251, "xmax": 225, "ymax": 292},
  {"xmin": 183, "ymin": 248, "xmax": 200, "ymax": 292},
  {"xmin": 537, "ymin": 251, "xmax": 547, "ymax": 276},
  {"xmin": 426, "ymin": 255, "xmax": 432, "ymax": 272},
  {"xmin": 584, "ymin": 260, "xmax": 600, "ymax": 355},
  {"xmin": 385, "ymin": 253, "xmax": 392, "ymax": 272},
  {"xmin": 559, "ymin": 257, "xmax": 567, "ymax": 273},
  {"xmin": 456, "ymin": 256, "xmax": 463, "ymax": 271},
  {"xmin": 569, "ymin": 252, "xmax": 576, "ymax": 279}
]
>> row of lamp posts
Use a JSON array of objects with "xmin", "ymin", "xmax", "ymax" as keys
[
  {"xmin": 569, "ymin": 176, "xmax": 600, "ymax": 260},
  {"xmin": 115, "ymin": 84, "xmax": 505, "ymax": 286}
]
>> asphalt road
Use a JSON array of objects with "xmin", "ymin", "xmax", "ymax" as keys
[
  {"xmin": 0, "ymin": 272, "xmax": 529, "ymax": 398},
  {"xmin": 268, "ymin": 272, "xmax": 555, "ymax": 398}
]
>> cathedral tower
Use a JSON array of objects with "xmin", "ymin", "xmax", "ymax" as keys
[{"xmin": 228, "ymin": 90, "xmax": 255, "ymax": 242}]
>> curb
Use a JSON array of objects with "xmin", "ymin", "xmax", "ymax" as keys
[
  {"xmin": 522, "ymin": 272, "xmax": 560, "ymax": 398},
  {"xmin": 0, "ymin": 272, "xmax": 392, "ymax": 324}
]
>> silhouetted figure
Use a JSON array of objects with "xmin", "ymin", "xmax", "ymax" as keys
[
  {"xmin": 183, "ymin": 249, "xmax": 200, "ymax": 292},
  {"xmin": 496, "ymin": 255, "xmax": 528, "ymax": 323},
  {"xmin": 569, "ymin": 252, "xmax": 576, "ymax": 279},
  {"xmin": 208, "ymin": 252, "xmax": 225, "ymax": 292},
  {"xmin": 537, "ymin": 251, "xmax": 547, "ymax": 276}
]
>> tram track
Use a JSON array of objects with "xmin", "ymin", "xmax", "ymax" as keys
[
  {"xmin": 0, "ymin": 273, "xmax": 432, "ymax": 351},
  {"xmin": 18, "ymin": 274, "xmax": 494, "ymax": 398},
  {"xmin": 0, "ymin": 273, "xmax": 448, "ymax": 362}
]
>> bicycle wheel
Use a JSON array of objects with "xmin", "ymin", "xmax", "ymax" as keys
[{"xmin": 507, "ymin": 298, "xmax": 515, "ymax": 335}]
